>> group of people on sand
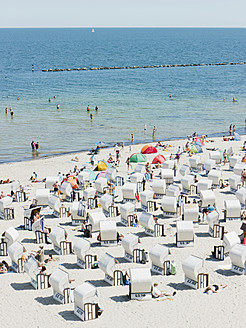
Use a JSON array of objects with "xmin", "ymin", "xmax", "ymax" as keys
[{"xmin": 31, "ymin": 141, "xmax": 39, "ymax": 152}]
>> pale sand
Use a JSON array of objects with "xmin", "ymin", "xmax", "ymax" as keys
[{"xmin": 0, "ymin": 136, "xmax": 245, "ymax": 328}]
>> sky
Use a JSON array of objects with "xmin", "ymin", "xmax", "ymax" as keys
[{"xmin": 0, "ymin": 0, "xmax": 246, "ymax": 28}]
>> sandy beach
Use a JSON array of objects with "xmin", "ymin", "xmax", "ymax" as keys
[{"xmin": 0, "ymin": 134, "xmax": 245, "ymax": 328}]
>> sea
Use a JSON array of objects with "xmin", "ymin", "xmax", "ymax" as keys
[{"xmin": 0, "ymin": 28, "xmax": 246, "ymax": 163}]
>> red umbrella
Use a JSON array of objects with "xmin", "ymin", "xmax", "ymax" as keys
[
  {"xmin": 141, "ymin": 145, "xmax": 157, "ymax": 154},
  {"xmin": 152, "ymin": 154, "xmax": 166, "ymax": 164}
]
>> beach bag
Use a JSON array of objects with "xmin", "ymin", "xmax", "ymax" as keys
[{"xmin": 170, "ymin": 262, "xmax": 177, "ymax": 275}]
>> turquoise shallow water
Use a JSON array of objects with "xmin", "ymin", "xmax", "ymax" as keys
[{"xmin": 0, "ymin": 28, "xmax": 246, "ymax": 163}]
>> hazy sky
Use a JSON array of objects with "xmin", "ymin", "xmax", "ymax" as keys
[{"xmin": 1, "ymin": 0, "xmax": 246, "ymax": 28}]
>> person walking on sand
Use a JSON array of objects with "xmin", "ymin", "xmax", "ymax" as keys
[{"xmin": 126, "ymin": 157, "xmax": 132, "ymax": 171}]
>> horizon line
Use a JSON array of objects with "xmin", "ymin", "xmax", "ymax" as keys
[{"xmin": 0, "ymin": 26, "xmax": 246, "ymax": 29}]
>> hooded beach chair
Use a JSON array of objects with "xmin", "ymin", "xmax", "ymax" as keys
[
  {"xmin": 35, "ymin": 188, "xmax": 50, "ymax": 206},
  {"xmin": 48, "ymin": 194, "xmax": 61, "ymax": 217},
  {"xmin": 74, "ymin": 283, "xmax": 99, "ymax": 321},
  {"xmin": 209, "ymin": 151, "xmax": 221, "ymax": 164},
  {"xmin": 49, "ymin": 226, "xmax": 72, "ymax": 255},
  {"xmin": 83, "ymin": 187, "xmax": 97, "ymax": 208},
  {"xmin": 233, "ymin": 163, "xmax": 246, "ymax": 176},
  {"xmin": 162, "ymin": 160, "xmax": 174, "ymax": 170},
  {"xmin": 224, "ymin": 199, "xmax": 241, "ymax": 221},
  {"xmin": 149, "ymin": 244, "xmax": 171, "ymax": 275},
  {"xmin": 23, "ymin": 205, "xmax": 41, "ymax": 230},
  {"xmin": 120, "ymin": 202, "xmax": 136, "ymax": 226},
  {"xmin": 0, "ymin": 196, "xmax": 14, "ymax": 220},
  {"xmin": 228, "ymin": 174, "xmax": 242, "ymax": 193},
  {"xmin": 197, "ymin": 179, "xmax": 212, "ymax": 195},
  {"xmin": 160, "ymin": 168, "xmax": 174, "ymax": 184},
  {"xmin": 229, "ymin": 155, "xmax": 242, "ymax": 170},
  {"xmin": 208, "ymin": 170, "xmax": 222, "ymax": 189},
  {"xmin": 140, "ymin": 189, "xmax": 157, "ymax": 212},
  {"xmin": 204, "ymin": 159, "xmax": 216, "ymax": 175},
  {"xmin": 207, "ymin": 211, "xmax": 224, "ymax": 238},
  {"xmin": 88, "ymin": 211, "xmax": 107, "ymax": 233},
  {"xmin": 122, "ymin": 233, "xmax": 146, "ymax": 263},
  {"xmin": 8, "ymin": 241, "xmax": 25, "ymax": 272},
  {"xmin": 99, "ymin": 193, "xmax": 118, "ymax": 217},
  {"xmin": 134, "ymin": 164, "xmax": 146, "ymax": 174},
  {"xmin": 199, "ymin": 190, "xmax": 216, "ymax": 209},
  {"xmin": 94, "ymin": 177, "xmax": 108, "ymax": 195},
  {"xmin": 0, "ymin": 226, "xmax": 19, "ymax": 256},
  {"xmin": 106, "ymin": 168, "xmax": 117, "ymax": 182},
  {"xmin": 99, "ymin": 221, "xmax": 118, "ymax": 246},
  {"xmin": 99, "ymin": 252, "xmax": 123, "ymax": 286},
  {"xmin": 24, "ymin": 256, "xmax": 50, "ymax": 289},
  {"xmin": 73, "ymin": 238, "xmax": 97, "ymax": 269},
  {"xmin": 229, "ymin": 244, "xmax": 246, "ymax": 275},
  {"xmin": 50, "ymin": 268, "xmax": 74, "ymax": 304},
  {"xmin": 235, "ymin": 187, "xmax": 246, "ymax": 209},
  {"xmin": 130, "ymin": 173, "xmax": 144, "ymax": 193},
  {"xmin": 189, "ymin": 155, "xmax": 203, "ymax": 172},
  {"xmin": 59, "ymin": 181, "xmax": 73, "ymax": 202},
  {"xmin": 122, "ymin": 183, "xmax": 137, "ymax": 203},
  {"xmin": 176, "ymin": 221, "xmax": 194, "ymax": 247},
  {"xmin": 179, "ymin": 164, "xmax": 190, "ymax": 177},
  {"xmin": 166, "ymin": 184, "xmax": 180, "ymax": 198},
  {"xmin": 151, "ymin": 179, "xmax": 166, "ymax": 199},
  {"xmin": 32, "ymin": 216, "xmax": 49, "ymax": 244},
  {"xmin": 213, "ymin": 231, "xmax": 241, "ymax": 260},
  {"xmin": 129, "ymin": 268, "xmax": 152, "ymax": 300},
  {"xmin": 182, "ymin": 204, "xmax": 199, "ymax": 223},
  {"xmin": 71, "ymin": 201, "xmax": 87, "ymax": 225},
  {"xmin": 182, "ymin": 255, "xmax": 209, "ymax": 289},
  {"xmin": 162, "ymin": 196, "xmax": 179, "ymax": 218},
  {"xmin": 181, "ymin": 175, "xmax": 196, "ymax": 195},
  {"xmin": 139, "ymin": 212, "xmax": 165, "ymax": 237},
  {"xmin": 78, "ymin": 171, "xmax": 91, "ymax": 189}
]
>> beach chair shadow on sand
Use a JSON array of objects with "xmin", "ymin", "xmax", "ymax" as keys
[
  {"xmin": 35, "ymin": 295, "xmax": 57, "ymax": 306},
  {"xmin": 167, "ymin": 282, "xmax": 193, "ymax": 291},
  {"xmin": 11, "ymin": 282, "xmax": 35, "ymax": 291},
  {"xmin": 58, "ymin": 310, "xmax": 81, "ymax": 322},
  {"xmin": 110, "ymin": 295, "xmax": 130, "ymax": 303},
  {"xmin": 215, "ymin": 268, "xmax": 237, "ymax": 277}
]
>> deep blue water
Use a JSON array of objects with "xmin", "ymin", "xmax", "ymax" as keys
[{"xmin": 0, "ymin": 28, "xmax": 246, "ymax": 163}]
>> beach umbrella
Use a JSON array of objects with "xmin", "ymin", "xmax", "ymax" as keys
[
  {"xmin": 194, "ymin": 137, "xmax": 204, "ymax": 146},
  {"xmin": 85, "ymin": 169, "xmax": 97, "ymax": 181},
  {"xmin": 130, "ymin": 153, "xmax": 147, "ymax": 163},
  {"xmin": 96, "ymin": 171, "xmax": 107, "ymax": 180},
  {"xmin": 141, "ymin": 145, "xmax": 157, "ymax": 154},
  {"xmin": 152, "ymin": 154, "xmax": 166, "ymax": 164},
  {"xmin": 96, "ymin": 160, "xmax": 112, "ymax": 171},
  {"xmin": 190, "ymin": 145, "xmax": 199, "ymax": 154},
  {"xmin": 67, "ymin": 176, "xmax": 79, "ymax": 188},
  {"xmin": 96, "ymin": 141, "xmax": 106, "ymax": 147},
  {"xmin": 234, "ymin": 133, "xmax": 241, "ymax": 141}
]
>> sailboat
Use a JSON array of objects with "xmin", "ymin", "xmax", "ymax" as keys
[{"xmin": 92, "ymin": 28, "xmax": 95, "ymax": 33}]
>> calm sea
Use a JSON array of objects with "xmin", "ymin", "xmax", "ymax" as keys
[{"xmin": 0, "ymin": 28, "xmax": 246, "ymax": 163}]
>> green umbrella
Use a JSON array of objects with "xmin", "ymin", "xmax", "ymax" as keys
[{"xmin": 130, "ymin": 153, "xmax": 147, "ymax": 163}]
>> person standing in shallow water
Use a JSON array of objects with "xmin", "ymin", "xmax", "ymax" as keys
[
  {"xmin": 35, "ymin": 142, "xmax": 39, "ymax": 151},
  {"xmin": 131, "ymin": 134, "xmax": 134, "ymax": 145}
]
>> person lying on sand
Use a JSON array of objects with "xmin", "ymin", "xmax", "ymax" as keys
[
  {"xmin": 204, "ymin": 284, "xmax": 227, "ymax": 294},
  {"xmin": 152, "ymin": 283, "xmax": 176, "ymax": 298}
]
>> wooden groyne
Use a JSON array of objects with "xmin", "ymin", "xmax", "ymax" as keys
[{"xmin": 41, "ymin": 61, "xmax": 246, "ymax": 72}]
